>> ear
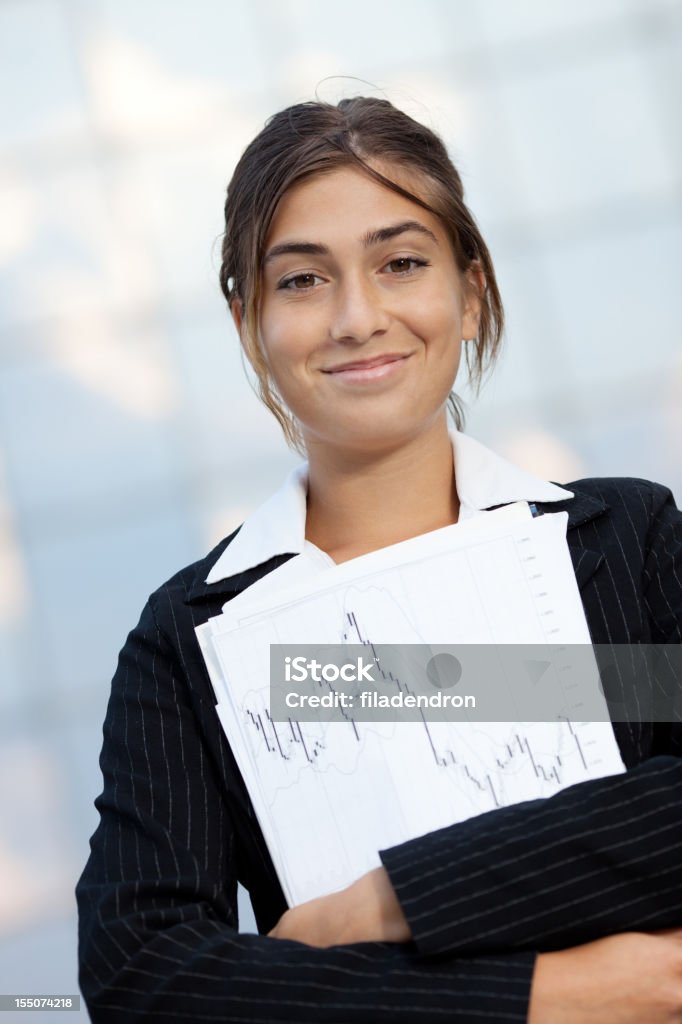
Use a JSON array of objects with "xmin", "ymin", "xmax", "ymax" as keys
[{"xmin": 461, "ymin": 261, "xmax": 485, "ymax": 341}]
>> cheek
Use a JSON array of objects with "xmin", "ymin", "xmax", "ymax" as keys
[
  {"xmin": 406, "ymin": 274, "xmax": 463, "ymax": 340},
  {"xmin": 259, "ymin": 313, "xmax": 296, "ymax": 371},
  {"xmin": 258, "ymin": 314, "xmax": 317, "ymax": 403},
  {"xmin": 413, "ymin": 289, "xmax": 464, "ymax": 394},
  {"xmin": 414, "ymin": 299, "xmax": 462, "ymax": 351}
]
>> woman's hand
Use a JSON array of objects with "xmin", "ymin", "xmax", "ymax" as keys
[
  {"xmin": 267, "ymin": 866, "xmax": 412, "ymax": 947},
  {"xmin": 528, "ymin": 929, "xmax": 682, "ymax": 1024}
]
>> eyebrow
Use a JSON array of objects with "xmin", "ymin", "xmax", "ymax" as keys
[{"xmin": 263, "ymin": 220, "xmax": 438, "ymax": 265}]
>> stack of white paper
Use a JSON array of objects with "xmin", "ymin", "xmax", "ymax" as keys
[{"xmin": 196, "ymin": 506, "xmax": 625, "ymax": 907}]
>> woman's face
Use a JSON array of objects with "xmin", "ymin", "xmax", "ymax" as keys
[{"xmin": 248, "ymin": 164, "xmax": 481, "ymax": 455}]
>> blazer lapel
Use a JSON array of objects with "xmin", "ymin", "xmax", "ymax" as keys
[
  {"xmin": 536, "ymin": 486, "xmax": 609, "ymax": 592},
  {"xmin": 568, "ymin": 545, "xmax": 605, "ymax": 591},
  {"xmin": 185, "ymin": 547, "xmax": 298, "ymax": 606}
]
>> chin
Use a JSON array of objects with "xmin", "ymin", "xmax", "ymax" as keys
[{"xmin": 314, "ymin": 420, "xmax": 428, "ymax": 452}]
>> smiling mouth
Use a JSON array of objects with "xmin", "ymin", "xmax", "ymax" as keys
[{"xmin": 321, "ymin": 353, "xmax": 413, "ymax": 381}]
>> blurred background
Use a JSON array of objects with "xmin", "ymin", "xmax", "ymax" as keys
[{"xmin": 0, "ymin": 0, "xmax": 680, "ymax": 1016}]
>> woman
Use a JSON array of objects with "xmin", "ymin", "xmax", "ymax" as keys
[{"xmin": 76, "ymin": 97, "xmax": 682, "ymax": 1023}]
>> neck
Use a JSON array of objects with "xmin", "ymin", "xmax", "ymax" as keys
[{"xmin": 304, "ymin": 418, "xmax": 459, "ymax": 563}]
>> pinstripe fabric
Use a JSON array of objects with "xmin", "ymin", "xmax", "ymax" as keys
[{"xmin": 76, "ymin": 477, "xmax": 682, "ymax": 1022}]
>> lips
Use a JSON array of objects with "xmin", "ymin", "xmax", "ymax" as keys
[
  {"xmin": 319, "ymin": 352, "xmax": 413, "ymax": 385},
  {"xmin": 322, "ymin": 353, "xmax": 410, "ymax": 373}
]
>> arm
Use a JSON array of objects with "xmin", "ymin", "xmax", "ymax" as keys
[
  {"xmin": 265, "ymin": 869, "xmax": 682, "ymax": 1024},
  {"xmin": 379, "ymin": 754, "xmax": 682, "ymax": 956},
  {"xmin": 378, "ymin": 481, "xmax": 682, "ymax": 958},
  {"xmin": 76, "ymin": 597, "xmax": 535, "ymax": 1023},
  {"xmin": 267, "ymin": 865, "xmax": 412, "ymax": 946},
  {"xmin": 270, "ymin": 890, "xmax": 682, "ymax": 1024}
]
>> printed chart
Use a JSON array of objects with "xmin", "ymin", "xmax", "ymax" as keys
[{"xmin": 197, "ymin": 509, "xmax": 625, "ymax": 905}]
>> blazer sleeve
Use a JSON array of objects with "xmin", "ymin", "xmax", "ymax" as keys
[
  {"xmin": 379, "ymin": 481, "xmax": 682, "ymax": 958},
  {"xmin": 76, "ymin": 596, "xmax": 536, "ymax": 1024}
]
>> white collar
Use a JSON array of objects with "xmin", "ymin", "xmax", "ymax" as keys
[{"xmin": 205, "ymin": 430, "xmax": 574, "ymax": 584}]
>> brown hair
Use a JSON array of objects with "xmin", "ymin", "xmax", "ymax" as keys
[{"xmin": 219, "ymin": 96, "xmax": 504, "ymax": 451}]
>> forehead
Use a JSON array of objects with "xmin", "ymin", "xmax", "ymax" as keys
[{"xmin": 264, "ymin": 164, "xmax": 446, "ymax": 246}]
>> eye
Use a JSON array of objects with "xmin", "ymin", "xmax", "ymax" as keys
[
  {"xmin": 383, "ymin": 257, "xmax": 429, "ymax": 275},
  {"xmin": 278, "ymin": 272, "xmax": 323, "ymax": 291}
]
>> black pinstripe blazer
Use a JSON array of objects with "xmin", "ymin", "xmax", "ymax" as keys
[{"xmin": 76, "ymin": 477, "xmax": 682, "ymax": 1023}]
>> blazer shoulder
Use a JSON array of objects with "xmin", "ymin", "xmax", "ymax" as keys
[
  {"xmin": 535, "ymin": 476, "xmax": 675, "ymax": 535},
  {"xmin": 534, "ymin": 476, "xmax": 681, "ymax": 557},
  {"xmin": 144, "ymin": 526, "xmax": 243, "ymax": 619},
  {"xmin": 562, "ymin": 475, "xmax": 678, "ymax": 508},
  {"xmin": 144, "ymin": 521, "xmax": 295, "ymax": 624}
]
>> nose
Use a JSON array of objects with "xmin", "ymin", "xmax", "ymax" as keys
[{"xmin": 328, "ymin": 272, "xmax": 390, "ymax": 345}]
